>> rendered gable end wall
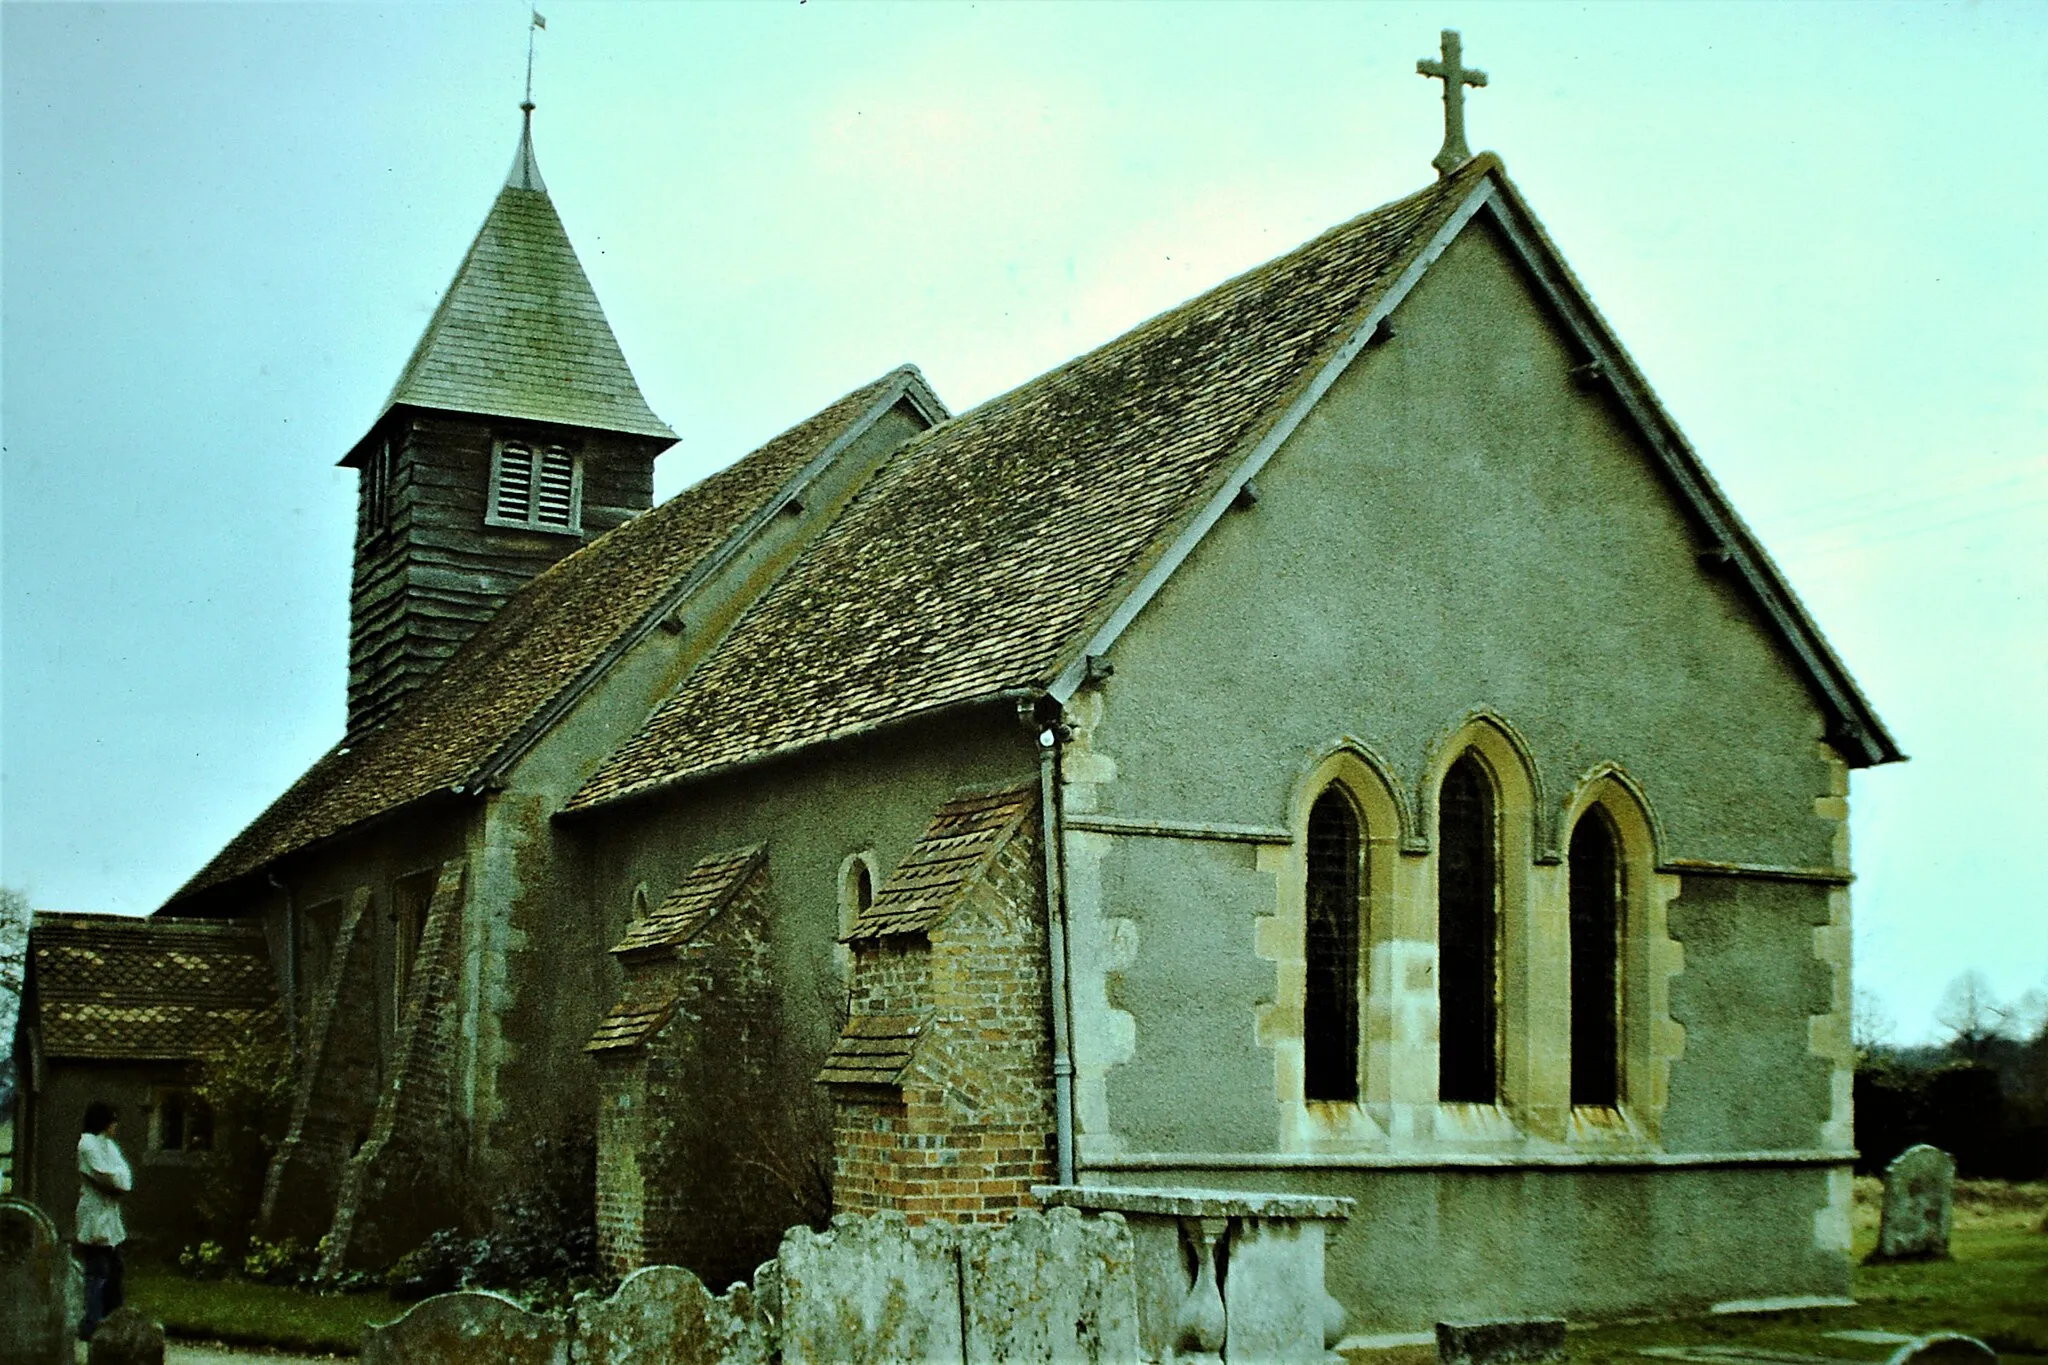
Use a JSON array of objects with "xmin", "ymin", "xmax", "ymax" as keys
[{"xmin": 1057, "ymin": 213, "xmax": 1854, "ymax": 1329}]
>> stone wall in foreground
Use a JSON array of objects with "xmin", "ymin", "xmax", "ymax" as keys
[{"xmin": 364, "ymin": 1195, "xmax": 1350, "ymax": 1364}]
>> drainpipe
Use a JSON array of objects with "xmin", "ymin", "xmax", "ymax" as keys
[
  {"xmin": 267, "ymin": 871, "xmax": 299, "ymax": 1066},
  {"xmin": 1037, "ymin": 719, "xmax": 1078, "ymax": 1187}
]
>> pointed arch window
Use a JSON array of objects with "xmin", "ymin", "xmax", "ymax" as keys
[
  {"xmin": 1304, "ymin": 787, "xmax": 1363, "ymax": 1102},
  {"xmin": 489, "ymin": 437, "xmax": 582, "ymax": 532},
  {"xmin": 1569, "ymin": 810, "xmax": 1623, "ymax": 1107},
  {"xmin": 1438, "ymin": 754, "xmax": 1499, "ymax": 1103}
]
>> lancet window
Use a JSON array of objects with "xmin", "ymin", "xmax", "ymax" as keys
[
  {"xmin": 1303, "ymin": 787, "xmax": 1363, "ymax": 1102},
  {"xmin": 1568, "ymin": 810, "xmax": 1623, "ymax": 1107},
  {"xmin": 1438, "ymin": 753, "xmax": 1499, "ymax": 1103}
]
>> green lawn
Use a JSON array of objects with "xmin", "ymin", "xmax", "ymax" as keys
[
  {"xmin": 127, "ymin": 1261, "xmax": 404, "ymax": 1356},
  {"xmin": 1570, "ymin": 1188, "xmax": 2048, "ymax": 1365}
]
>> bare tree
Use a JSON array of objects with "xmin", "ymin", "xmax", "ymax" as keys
[
  {"xmin": 1, "ymin": 887, "xmax": 30, "ymax": 1116},
  {"xmin": 1935, "ymin": 969, "xmax": 2006, "ymax": 1064},
  {"xmin": 1852, "ymin": 987, "xmax": 1897, "ymax": 1060}
]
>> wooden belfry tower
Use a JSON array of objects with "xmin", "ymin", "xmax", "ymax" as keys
[{"xmin": 339, "ymin": 103, "xmax": 674, "ymax": 737}]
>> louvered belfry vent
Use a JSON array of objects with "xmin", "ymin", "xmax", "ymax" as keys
[
  {"xmin": 495, "ymin": 441, "xmax": 535, "ymax": 521},
  {"xmin": 490, "ymin": 439, "xmax": 579, "ymax": 531},
  {"xmin": 536, "ymin": 446, "xmax": 575, "ymax": 526}
]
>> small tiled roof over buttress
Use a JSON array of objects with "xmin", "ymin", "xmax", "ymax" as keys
[
  {"xmin": 848, "ymin": 785, "xmax": 1038, "ymax": 940},
  {"xmin": 611, "ymin": 844, "xmax": 766, "ymax": 956},
  {"xmin": 171, "ymin": 371, "xmax": 919, "ymax": 904},
  {"xmin": 586, "ymin": 843, "xmax": 767, "ymax": 1054},
  {"xmin": 569, "ymin": 161, "xmax": 1493, "ymax": 808},
  {"xmin": 29, "ymin": 913, "xmax": 277, "ymax": 1061}
]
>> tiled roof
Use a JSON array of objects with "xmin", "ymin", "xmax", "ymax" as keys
[
  {"xmin": 816, "ymin": 1014, "xmax": 926, "ymax": 1088},
  {"xmin": 848, "ymin": 785, "xmax": 1037, "ymax": 940},
  {"xmin": 171, "ymin": 373, "xmax": 914, "ymax": 904},
  {"xmin": 361, "ymin": 127, "xmax": 673, "ymax": 447},
  {"xmin": 30, "ymin": 913, "xmax": 276, "ymax": 1061},
  {"xmin": 584, "ymin": 982, "xmax": 680, "ymax": 1055},
  {"xmin": 569, "ymin": 161, "xmax": 1490, "ymax": 807},
  {"xmin": 611, "ymin": 845, "xmax": 765, "ymax": 956}
]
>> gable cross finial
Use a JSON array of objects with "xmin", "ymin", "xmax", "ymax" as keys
[{"xmin": 1417, "ymin": 29, "xmax": 1487, "ymax": 179}]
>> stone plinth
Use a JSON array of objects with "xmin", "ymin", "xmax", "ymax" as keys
[
  {"xmin": 1435, "ymin": 1318, "xmax": 1567, "ymax": 1365},
  {"xmin": 1873, "ymin": 1144, "xmax": 1954, "ymax": 1262},
  {"xmin": 1036, "ymin": 1184, "xmax": 1354, "ymax": 1363}
]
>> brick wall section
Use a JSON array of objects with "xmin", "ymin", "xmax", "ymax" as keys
[
  {"xmin": 593, "ymin": 870, "xmax": 781, "ymax": 1284},
  {"xmin": 260, "ymin": 885, "xmax": 383, "ymax": 1244},
  {"xmin": 831, "ymin": 823, "xmax": 1054, "ymax": 1222},
  {"xmin": 320, "ymin": 860, "xmax": 469, "ymax": 1272}
]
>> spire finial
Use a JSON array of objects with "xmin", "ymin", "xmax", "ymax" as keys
[
  {"xmin": 509, "ymin": 11, "xmax": 547, "ymax": 191},
  {"xmin": 1417, "ymin": 30, "xmax": 1488, "ymax": 179}
]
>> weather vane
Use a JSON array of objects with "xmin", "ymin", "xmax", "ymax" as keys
[
  {"xmin": 524, "ymin": 8, "xmax": 547, "ymax": 112},
  {"xmin": 1417, "ymin": 30, "xmax": 1486, "ymax": 178}
]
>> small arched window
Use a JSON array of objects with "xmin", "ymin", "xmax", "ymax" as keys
[
  {"xmin": 1438, "ymin": 754, "xmax": 1499, "ymax": 1103},
  {"xmin": 1568, "ymin": 810, "xmax": 1622, "ymax": 1107},
  {"xmin": 836, "ymin": 854, "xmax": 877, "ymax": 986},
  {"xmin": 1304, "ymin": 787, "xmax": 1363, "ymax": 1102}
]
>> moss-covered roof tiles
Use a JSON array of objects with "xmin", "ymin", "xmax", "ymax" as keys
[
  {"xmin": 365, "ymin": 174, "xmax": 673, "ymax": 445},
  {"xmin": 848, "ymin": 785, "xmax": 1037, "ymax": 941},
  {"xmin": 611, "ymin": 844, "xmax": 765, "ymax": 956},
  {"xmin": 30, "ymin": 913, "xmax": 276, "ymax": 1061},
  {"xmin": 569, "ymin": 162, "xmax": 1490, "ymax": 807},
  {"xmin": 171, "ymin": 373, "xmax": 913, "ymax": 904}
]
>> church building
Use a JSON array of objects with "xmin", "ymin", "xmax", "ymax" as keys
[{"xmin": 19, "ymin": 38, "xmax": 1900, "ymax": 1335}]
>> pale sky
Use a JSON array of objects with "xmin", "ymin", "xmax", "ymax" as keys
[{"xmin": 3, "ymin": 2, "xmax": 2043, "ymax": 1044}]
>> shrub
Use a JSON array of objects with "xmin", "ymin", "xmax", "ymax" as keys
[{"xmin": 176, "ymin": 1240, "xmax": 229, "ymax": 1280}]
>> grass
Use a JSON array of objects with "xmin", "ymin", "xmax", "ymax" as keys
[
  {"xmin": 126, "ymin": 1260, "xmax": 404, "ymax": 1356},
  {"xmin": 1570, "ymin": 1180, "xmax": 2048, "ymax": 1365}
]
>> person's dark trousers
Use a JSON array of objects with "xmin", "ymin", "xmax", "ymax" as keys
[{"xmin": 78, "ymin": 1242, "xmax": 125, "ymax": 1338}]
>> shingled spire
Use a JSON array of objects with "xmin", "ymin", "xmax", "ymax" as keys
[{"xmin": 342, "ymin": 109, "xmax": 675, "ymax": 738}]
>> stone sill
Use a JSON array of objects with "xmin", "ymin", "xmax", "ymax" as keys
[
  {"xmin": 1075, "ymin": 1148, "xmax": 1854, "ymax": 1172},
  {"xmin": 1034, "ymin": 1183, "xmax": 1357, "ymax": 1220}
]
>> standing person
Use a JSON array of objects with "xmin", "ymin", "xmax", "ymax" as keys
[{"xmin": 76, "ymin": 1099, "xmax": 131, "ymax": 1339}]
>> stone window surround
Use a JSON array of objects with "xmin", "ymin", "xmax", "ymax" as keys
[{"xmin": 1266, "ymin": 715, "xmax": 1682, "ymax": 1154}]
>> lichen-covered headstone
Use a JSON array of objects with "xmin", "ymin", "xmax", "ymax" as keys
[
  {"xmin": 958, "ymin": 1206, "xmax": 1140, "ymax": 1363},
  {"xmin": 778, "ymin": 1213, "xmax": 963, "ymax": 1365},
  {"xmin": 361, "ymin": 1289, "xmax": 569, "ymax": 1365},
  {"xmin": 0, "ymin": 1197, "xmax": 76, "ymax": 1365},
  {"xmin": 570, "ymin": 1264, "xmax": 770, "ymax": 1365},
  {"xmin": 1436, "ymin": 1317, "xmax": 1567, "ymax": 1365},
  {"xmin": 86, "ymin": 1306, "xmax": 166, "ymax": 1365},
  {"xmin": 1874, "ymin": 1144, "xmax": 1955, "ymax": 1261}
]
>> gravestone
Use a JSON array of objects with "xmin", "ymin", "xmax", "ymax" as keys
[
  {"xmin": 86, "ymin": 1306, "xmax": 166, "ymax": 1365},
  {"xmin": 1882, "ymin": 1335, "xmax": 1997, "ymax": 1365},
  {"xmin": 778, "ymin": 1213, "xmax": 964, "ymax": 1365},
  {"xmin": 1873, "ymin": 1144, "xmax": 1954, "ymax": 1261},
  {"xmin": 570, "ymin": 1264, "xmax": 770, "ymax": 1365},
  {"xmin": 0, "ymin": 1197, "xmax": 76, "ymax": 1365},
  {"xmin": 958, "ymin": 1206, "xmax": 1140, "ymax": 1363},
  {"xmin": 361, "ymin": 1289, "xmax": 569, "ymax": 1365},
  {"xmin": 1436, "ymin": 1317, "xmax": 1567, "ymax": 1365}
]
